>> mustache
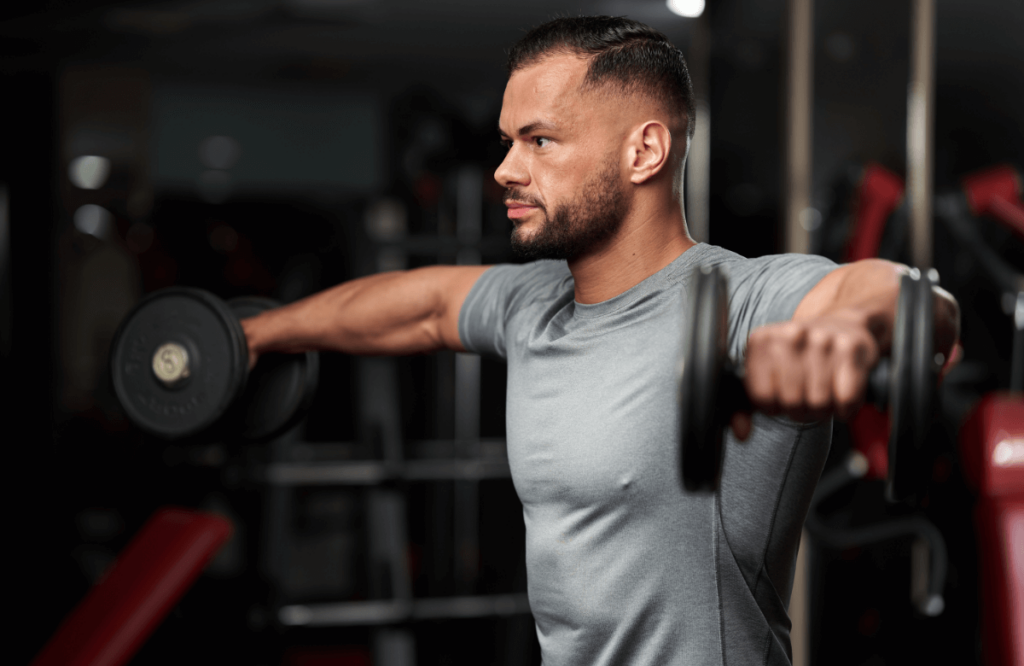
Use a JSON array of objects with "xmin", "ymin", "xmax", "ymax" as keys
[{"xmin": 503, "ymin": 188, "xmax": 544, "ymax": 209}]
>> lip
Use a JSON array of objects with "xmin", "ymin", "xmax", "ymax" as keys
[{"xmin": 505, "ymin": 202, "xmax": 539, "ymax": 220}]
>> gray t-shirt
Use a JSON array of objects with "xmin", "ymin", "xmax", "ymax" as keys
[{"xmin": 459, "ymin": 243, "xmax": 838, "ymax": 666}]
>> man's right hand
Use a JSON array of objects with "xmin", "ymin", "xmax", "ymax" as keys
[{"xmin": 241, "ymin": 315, "xmax": 262, "ymax": 370}]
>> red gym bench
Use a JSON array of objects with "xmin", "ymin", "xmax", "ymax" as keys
[{"xmin": 32, "ymin": 507, "xmax": 231, "ymax": 666}]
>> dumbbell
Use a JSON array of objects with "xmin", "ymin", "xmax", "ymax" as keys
[
  {"xmin": 678, "ymin": 265, "xmax": 940, "ymax": 500},
  {"xmin": 110, "ymin": 288, "xmax": 319, "ymax": 440}
]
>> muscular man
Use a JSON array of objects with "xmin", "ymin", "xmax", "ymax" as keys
[{"xmin": 244, "ymin": 16, "xmax": 958, "ymax": 666}]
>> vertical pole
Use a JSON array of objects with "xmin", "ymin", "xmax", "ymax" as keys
[
  {"xmin": 783, "ymin": 0, "xmax": 814, "ymax": 256},
  {"xmin": 685, "ymin": 13, "xmax": 711, "ymax": 243},
  {"xmin": 454, "ymin": 166, "xmax": 482, "ymax": 594},
  {"xmin": 361, "ymin": 219, "xmax": 415, "ymax": 665},
  {"xmin": 362, "ymin": 357, "xmax": 415, "ymax": 666},
  {"xmin": 907, "ymin": 0, "xmax": 936, "ymax": 269},
  {"xmin": 783, "ymin": 1, "xmax": 814, "ymax": 664}
]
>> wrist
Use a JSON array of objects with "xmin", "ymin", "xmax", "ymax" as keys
[{"xmin": 241, "ymin": 310, "xmax": 275, "ymax": 356}]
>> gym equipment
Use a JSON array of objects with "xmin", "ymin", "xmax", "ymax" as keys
[
  {"xmin": 961, "ymin": 164, "xmax": 1024, "ymax": 242},
  {"xmin": 804, "ymin": 422, "xmax": 948, "ymax": 617},
  {"xmin": 845, "ymin": 164, "xmax": 905, "ymax": 262},
  {"xmin": 227, "ymin": 297, "xmax": 320, "ymax": 440},
  {"xmin": 935, "ymin": 186, "xmax": 1024, "ymax": 393},
  {"xmin": 31, "ymin": 508, "xmax": 231, "ymax": 666},
  {"xmin": 958, "ymin": 394, "xmax": 1024, "ymax": 666},
  {"xmin": 110, "ymin": 288, "xmax": 318, "ymax": 440},
  {"xmin": 678, "ymin": 265, "xmax": 939, "ymax": 498}
]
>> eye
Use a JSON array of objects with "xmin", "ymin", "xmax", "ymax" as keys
[
  {"xmin": 534, "ymin": 137, "xmax": 551, "ymax": 148},
  {"xmin": 499, "ymin": 138, "xmax": 512, "ymax": 150}
]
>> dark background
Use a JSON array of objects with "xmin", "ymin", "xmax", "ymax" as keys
[{"xmin": 2, "ymin": 1, "xmax": 1022, "ymax": 665}]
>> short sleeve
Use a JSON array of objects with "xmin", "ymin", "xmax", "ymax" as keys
[
  {"xmin": 716, "ymin": 253, "xmax": 838, "ymax": 360},
  {"xmin": 458, "ymin": 260, "xmax": 572, "ymax": 359}
]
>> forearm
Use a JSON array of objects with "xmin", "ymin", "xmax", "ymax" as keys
[
  {"xmin": 741, "ymin": 259, "xmax": 961, "ymax": 426},
  {"xmin": 243, "ymin": 265, "xmax": 481, "ymax": 357},
  {"xmin": 793, "ymin": 259, "xmax": 960, "ymax": 359}
]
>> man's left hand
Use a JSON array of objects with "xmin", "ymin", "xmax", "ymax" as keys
[{"xmin": 731, "ymin": 310, "xmax": 880, "ymax": 440}]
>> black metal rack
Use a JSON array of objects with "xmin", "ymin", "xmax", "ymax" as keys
[{"xmin": 255, "ymin": 166, "xmax": 531, "ymax": 664}]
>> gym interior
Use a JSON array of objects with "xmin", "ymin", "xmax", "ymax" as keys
[{"xmin": 2, "ymin": 1, "xmax": 1022, "ymax": 665}]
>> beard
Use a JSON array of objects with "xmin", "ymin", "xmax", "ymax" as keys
[{"xmin": 506, "ymin": 160, "xmax": 629, "ymax": 262}]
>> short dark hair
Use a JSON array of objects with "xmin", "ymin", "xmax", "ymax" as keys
[{"xmin": 506, "ymin": 16, "xmax": 696, "ymax": 140}]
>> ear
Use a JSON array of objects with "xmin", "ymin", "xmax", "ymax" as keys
[{"xmin": 626, "ymin": 121, "xmax": 673, "ymax": 184}]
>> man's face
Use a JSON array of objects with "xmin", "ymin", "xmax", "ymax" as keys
[{"xmin": 496, "ymin": 54, "xmax": 631, "ymax": 261}]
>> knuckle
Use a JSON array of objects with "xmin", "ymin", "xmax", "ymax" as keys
[{"xmin": 806, "ymin": 326, "xmax": 832, "ymax": 349}]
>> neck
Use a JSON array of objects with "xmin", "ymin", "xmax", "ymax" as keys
[{"xmin": 569, "ymin": 194, "xmax": 697, "ymax": 304}]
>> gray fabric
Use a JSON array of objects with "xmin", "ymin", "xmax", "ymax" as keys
[{"xmin": 459, "ymin": 243, "xmax": 838, "ymax": 666}]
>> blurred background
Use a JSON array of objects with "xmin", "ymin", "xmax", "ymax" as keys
[{"xmin": 2, "ymin": 0, "xmax": 1022, "ymax": 665}]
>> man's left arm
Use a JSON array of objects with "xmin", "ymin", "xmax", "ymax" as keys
[{"xmin": 735, "ymin": 258, "xmax": 959, "ymax": 437}]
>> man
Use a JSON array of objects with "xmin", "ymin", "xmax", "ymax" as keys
[{"xmin": 244, "ymin": 16, "xmax": 959, "ymax": 666}]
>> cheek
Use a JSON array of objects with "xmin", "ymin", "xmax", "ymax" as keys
[{"xmin": 536, "ymin": 154, "xmax": 586, "ymax": 201}]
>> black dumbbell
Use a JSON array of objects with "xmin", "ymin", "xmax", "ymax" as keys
[
  {"xmin": 110, "ymin": 288, "xmax": 318, "ymax": 440},
  {"xmin": 678, "ymin": 265, "xmax": 939, "ymax": 500}
]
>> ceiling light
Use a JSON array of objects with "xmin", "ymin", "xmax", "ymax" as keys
[
  {"xmin": 667, "ymin": 0, "xmax": 705, "ymax": 18},
  {"xmin": 69, "ymin": 155, "xmax": 111, "ymax": 190},
  {"xmin": 73, "ymin": 204, "xmax": 113, "ymax": 239}
]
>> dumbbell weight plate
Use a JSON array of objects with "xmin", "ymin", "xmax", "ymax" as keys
[
  {"xmin": 110, "ymin": 288, "xmax": 249, "ymax": 439},
  {"xmin": 679, "ymin": 265, "xmax": 732, "ymax": 492},
  {"xmin": 886, "ymin": 272, "xmax": 937, "ymax": 502},
  {"xmin": 226, "ymin": 297, "xmax": 320, "ymax": 440}
]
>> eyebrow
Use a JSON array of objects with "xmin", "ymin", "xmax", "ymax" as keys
[{"xmin": 498, "ymin": 120, "xmax": 560, "ymax": 139}]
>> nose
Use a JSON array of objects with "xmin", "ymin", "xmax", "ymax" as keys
[{"xmin": 494, "ymin": 144, "xmax": 529, "ymax": 190}]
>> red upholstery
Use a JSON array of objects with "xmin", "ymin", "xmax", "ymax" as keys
[
  {"xmin": 32, "ymin": 507, "xmax": 232, "ymax": 666},
  {"xmin": 962, "ymin": 164, "xmax": 1024, "ymax": 241},
  {"xmin": 959, "ymin": 393, "xmax": 1024, "ymax": 498},
  {"xmin": 845, "ymin": 163, "xmax": 905, "ymax": 262},
  {"xmin": 960, "ymin": 393, "xmax": 1024, "ymax": 666}
]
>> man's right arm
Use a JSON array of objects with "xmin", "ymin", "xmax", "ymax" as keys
[{"xmin": 241, "ymin": 265, "xmax": 491, "ymax": 366}]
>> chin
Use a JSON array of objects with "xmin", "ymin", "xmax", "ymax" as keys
[{"xmin": 511, "ymin": 222, "xmax": 540, "ymax": 243}]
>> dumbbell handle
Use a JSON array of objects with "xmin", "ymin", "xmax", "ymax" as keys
[{"xmin": 720, "ymin": 358, "xmax": 892, "ymax": 419}]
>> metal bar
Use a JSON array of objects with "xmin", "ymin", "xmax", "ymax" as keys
[
  {"xmin": 456, "ymin": 166, "xmax": 483, "ymax": 266},
  {"xmin": 783, "ymin": 2, "xmax": 814, "ymax": 663},
  {"xmin": 454, "ymin": 166, "xmax": 483, "ymax": 595},
  {"xmin": 410, "ymin": 459, "xmax": 509, "ymax": 480},
  {"xmin": 907, "ymin": 0, "xmax": 936, "ymax": 269},
  {"xmin": 368, "ymin": 489, "xmax": 412, "ymax": 602},
  {"xmin": 783, "ymin": 0, "xmax": 814, "ymax": 256},
  {"xmin": 454, "ymin": 353, "xmax": 483, "ymax": 593},
  {"xmin": 685, "ymin": 13, "xmax": 711, "ymax": 243},
  {"xmin": 259, "ymin": 433, "xmax": 299, "ymax": 587},
  {"xmin": 278, "ymin": 593, "xmax": 532, "ymax": 627},
  {"xmin": 265, "ymin": 459, "xmax": 512, "ymax": 485}
]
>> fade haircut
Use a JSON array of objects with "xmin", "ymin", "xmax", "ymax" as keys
[{"xmin": 506, "ymin": 15, "xmax": 696, "ymax": 141}]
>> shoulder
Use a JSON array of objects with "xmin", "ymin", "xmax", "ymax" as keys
[
  {"xmin": 472, "ymin": 259, "xmax": 573, "ymax": 304},
  {"xmin": 693, "ymin": 244, "xmax": 836, "ymax": 277}
]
